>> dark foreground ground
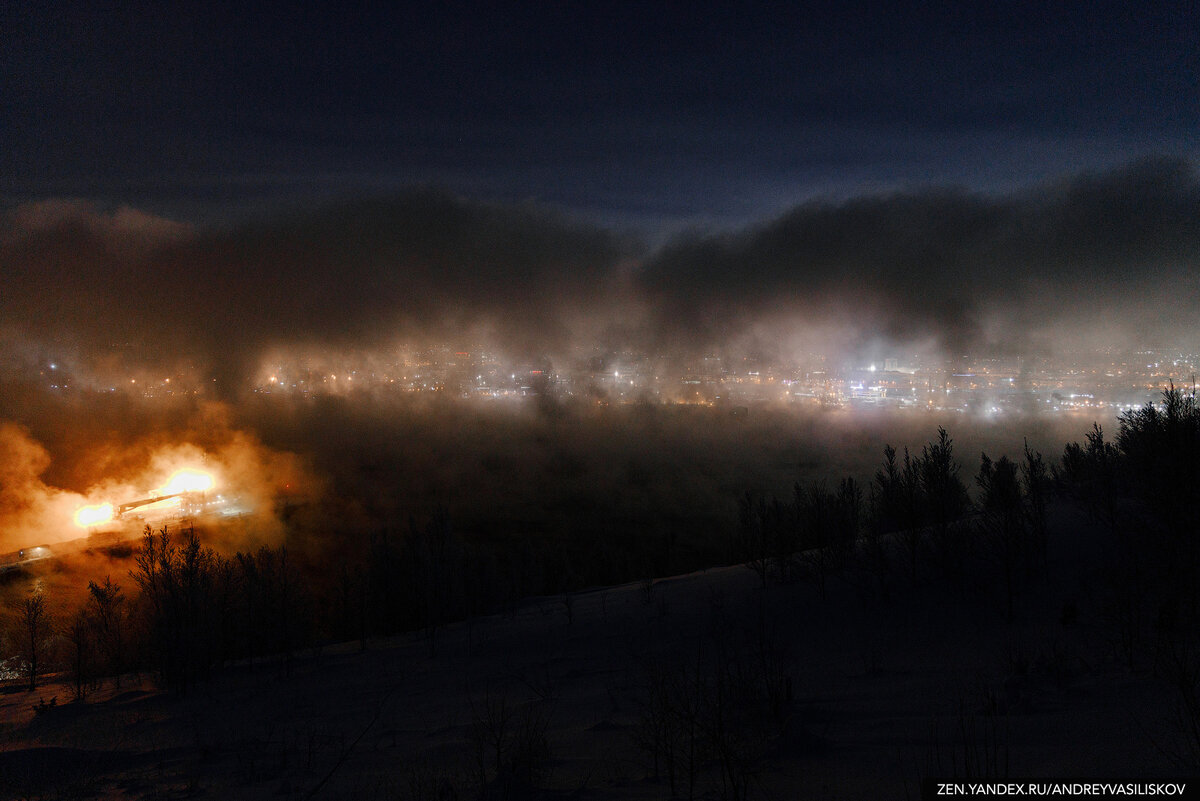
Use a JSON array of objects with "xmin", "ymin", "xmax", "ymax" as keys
[{"xmin": 0, "ymin": 505, "xmax": 1189, "ymax": 800}]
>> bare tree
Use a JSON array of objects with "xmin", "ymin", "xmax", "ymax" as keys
[
  {"xmin": 67, "ymin": 610, "xmax": 96, "ymax": 701},
  {"xmin": 86, "ymin": 576, "xmax": 126, "ymax": 685},
  {"xmin": 735, "ymin": 492, "xmax": 773, "ymax": 589},
  {"xmin": 20, "ymin": 590, "xmax": 50, "ymax": 691},
  {"xmin": 1021, "ymin": 440, "xmax": 1049, "ymax": 571},
  {"xmin": 977, "ymin": 453, "xmax": 1025, "ymax": 620}
]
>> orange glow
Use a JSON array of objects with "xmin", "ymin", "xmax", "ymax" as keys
[
  {"xmin": 159, "ymin": 468, "xmax": 215, "ymax": 494},
  {"xmin": 74, "ymin": 503, "xmax": 114, "ymax": 528}
]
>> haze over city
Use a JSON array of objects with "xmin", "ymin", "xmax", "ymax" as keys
[{"xmin": 5, "ymin": 2, "xmax": 1199, "ymax": 405}]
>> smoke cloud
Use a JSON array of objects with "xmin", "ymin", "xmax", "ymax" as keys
[
  {"xmin": 0, "ymin": 399, "xmax": 314, "ymax": 555},
  {"xmin": 3, "ymin": 159, "xmax": 1197, "ymax": 389},
  {"xmin": 637, "ymin": 157, "xmax": 1200, "ymax": 359},
  {"xmin": 1, "ymin": 191, "xmax": 633, "ymax": 390}
]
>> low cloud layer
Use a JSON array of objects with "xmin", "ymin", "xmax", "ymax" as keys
[
  {"xmin": 1, "ymin": 191, "xmax": 630, "ymax": 389},
  {"xmin": 2, "ymin": 158, "xmax": 1198, "ymax": 389},
  {"xmin": 639, "ymin": 157, "xmax": 1200, "ymax": 358}
]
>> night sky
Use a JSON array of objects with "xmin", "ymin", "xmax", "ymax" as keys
[{"xmin": 5, "ymin": 2, "xmax": 1196, "ymax": 227}]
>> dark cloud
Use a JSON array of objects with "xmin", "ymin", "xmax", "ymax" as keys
[
  {"xmin": 637, "ymin": 157, "xmax": 1200, "ymax": 357},
  {"xmin": 1, "ymin": 191, "xmax": 633, "ymax": 387},
  {"xmin": 2, "ymin": 160, "xmax": 1198, "ymax": 391}
]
